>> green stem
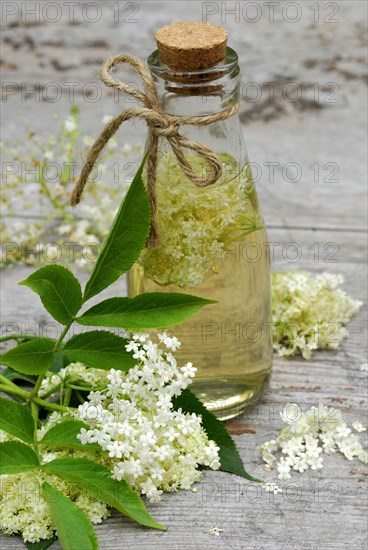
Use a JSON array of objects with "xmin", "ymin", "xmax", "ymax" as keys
[
  {"xmin": 55, "ymin": 324, "xmax": 72, "ymax": 350},
  {"xmin": 34, "ymin": 398, "xmax": 72, "ymax": 413},
  {"xmin": 30, "ymin": 374, "xmax": 45, "ymax": 399},
  {"xmin": 38, "ymin": 159, "xmax": 61, "ymax": 209},
  {"xmin": 63, "ymin": 387, "xmax": 72, "ymax": 407},
  {"xmin": 61, "ymin": 107, "xmax": 79, "ymax": 184},
  {"xmin": 30, "ymin": 401, "xmax": 40, "ymax": 459},
  {"xmin": 59, "ymin": 380, "xmax": 65, "ymax": 406},
  {"xmin": 0, "ymin": 384, "xmax": 70, "ymax": 413},
  {"xmin": 40, "ymin": 383, "xmax": 62, "ymax": 400},
  {"xmin": 66, "ymin": 383, "xmax": 104, "ymax": 392},
  {"xmin": 0, "ymin": 374, "xmax": 19, "ymax": 391},
  {"xmin": 66, "ymin": 384, "xmax": 93, "ymax": 391},
  {"xmin": 0, "ymin": 384, "xmax": 30, "ymax": 400},
  {"xmin": 75, "ymin": 391, "xmax": 87, "ymax": 404},
  {"xmin": 29, "ymin": 322, "xmax": 72, "ymax": 402}
]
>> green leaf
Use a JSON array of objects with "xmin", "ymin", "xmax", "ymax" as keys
[
  {"xmin": 0, "ymin": 397, "xmax": 35, "ymax": 444},
  {"xmin": 43, "ymin": 458, "xmax": 165, "ymax": 530},
  {"xmin": 20, "ymin": 265, "xmax": 82, "ymax": 325},
  {"xmin": 0, "ymin": 441, "xmax": 39, "ymax": 474},
  {"xmin": 83, "ymin": 158, "xmax": 150, "ymax": 303},
  {"xmin": 25, "ymin": 534, "xmax": 57, "ymax": 550},
  {"xmin": 63, "ymin": 331, "xmax": 135, "ymax": 371},
  {"xmin": 42, "ymin": 482, "xmax": 98, "ymax": 550},
  {"xmin": 49, "ymin": 351, "xmax": 73, "ymax": 373},
  {"xmin": 0, "ymin": 338, "xmax": 55, "ymax": 375},
  {"xmin": 1, "ymin": 367, "xmax": 37, "ymax": 385},
  {"xmin": 40, "ymin": 419, "xmax": 100, "ymax": 451},
  {"xmin": 173, "ymin": 389, "xmax": 261, "ymax": 483},
  {"xmin": 77, "ymin": 293, "xmax": 216, "ymax": 330}
]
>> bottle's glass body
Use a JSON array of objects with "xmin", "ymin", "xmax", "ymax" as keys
[{"xmin": 128, "ymin": 48, "xmax": 272, "ymax": 420}]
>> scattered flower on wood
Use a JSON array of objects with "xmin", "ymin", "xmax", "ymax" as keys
[
  {"xmin": 259, "ymin": 403, "xmax": 367, "ymax": 482},
  {"xmin": 272, "ymin": 271, "xmax": 362, "ymax": 359}
]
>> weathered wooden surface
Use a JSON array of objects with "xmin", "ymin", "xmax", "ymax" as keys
[{"xmin": 1, "ymin": 1, "xmax": 367, "ymax": 549}]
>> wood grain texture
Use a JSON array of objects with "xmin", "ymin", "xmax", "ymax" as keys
[{"xmin": 1, "ymin": 1, "xmax": 367, "ymax": 549}]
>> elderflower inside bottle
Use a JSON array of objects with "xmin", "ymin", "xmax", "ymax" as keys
[{"xmin": 128, "ymin": 22, "xmax": 272, "ymax": 420}]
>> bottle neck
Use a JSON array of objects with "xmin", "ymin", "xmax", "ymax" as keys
[{"xmin": 147, "ymin": 47, "xmax": 240, "ymax": 117}]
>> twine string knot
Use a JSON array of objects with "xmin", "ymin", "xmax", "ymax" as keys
[{"xmin": 71, "ymin": 54, "xmax": 239, "ymax": 248}]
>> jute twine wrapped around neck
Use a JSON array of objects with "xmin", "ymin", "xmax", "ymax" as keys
[{"xmin": 71, "ymin": 54, "xmax": 240, "ymax": 248}]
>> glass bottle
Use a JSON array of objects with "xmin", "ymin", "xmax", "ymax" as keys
[{"xmin": 128, "ymin": 24, "xmax": 272, "ymax": 420}]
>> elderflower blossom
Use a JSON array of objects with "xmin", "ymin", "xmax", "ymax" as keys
[
  {"xmin": 40, "ymin": 362, "xmax": 107, "ymax": 396},
  {"xmin": 208, "ymin": 526, "xmax": 223, "ymax": 536},
  {"xmin": 0, "ymin": 466, "xmax": 110, "ymax": 543},
  {"xmin": 265, "ymin": 482, "xmax": 282, "ymax": 494},
  {"xmin": 138, "ymin": 152, "xmax": 263, "ymax": 287},
  {"xmin": 272, "ymin": 271, "xmax": 362, "ymax": 359},
  {"xmin": 75, "ymin": 332, "xmax": 221, "ymax": 502},
  {"xmin": 352, "ymin": 422, "xmax": 366, "ymax": 433},
  {"xmin": 0, "ymin": 412, "xmax": 110, "ymax": 544},
  {"xmin": 259, "ymin": 404, "xmax": 367, "ymax": 482},
  {"xmin": 1, "ymin": 108, "xmax": 142, "ymax": 270},
  {"xmin": 64, "ymin": 116, "xmax": 77, "ymax": 132}
]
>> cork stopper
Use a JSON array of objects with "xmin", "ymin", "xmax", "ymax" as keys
[{"xmin": 155, "ymin": 21, "xmax": 228, "ymax": 72}]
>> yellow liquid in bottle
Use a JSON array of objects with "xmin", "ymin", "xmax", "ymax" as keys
[{"xmin": 128, "ymin": 153, "xmax": 272, "ymax": 420}]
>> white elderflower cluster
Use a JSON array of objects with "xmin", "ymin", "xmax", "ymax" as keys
[
  {"xmin": 0, "ymin": 414, "xmax": 110, "ymax": 544},
  {"xmin": 272, "ymin": 271, "xmax": 362, "ymax": 359},
  {"xmin": 0, "ymin": 467, "xmax": 110, "ymax": 543},
  {"xmin": 260, "ymin": 404, "xmax": 367, "ymax": 481},
  {"xmin": 138, "ymin": 152, "xmax": 263, "ymax": 287},
  {"xmin": 75, "ymin": 333, "xmax": 221, "ymax": 502},
  {"xmin": 265, "ymin": 482, "xmax": 283, "ymax": 495},
  {"xmin": 1, "ymin": 110, "xmax": 142, "ymax": 270},
  {"xmin": 40, "ymin": 362, "xmax": 108, "ymax": 396}
]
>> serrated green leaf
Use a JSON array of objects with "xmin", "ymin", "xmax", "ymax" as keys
[
  {"xmin": 173, "ymin": 389, "xmax": 261, "ymax": 483},
  {"xmin": 77, "ymin": 293, "xmax": 216, "ymax": 330},
  {"xmin": 43, "ymin": 458, "xmax": 165, "ymax": 530},
  {"xmin": 0, "ymin": 338, "xmax": 55, "ymax": 375},
  {"xmin": 40, "ymin": 419, "xmax": 100, "ymax": 451},
  {"xmin": 42, "ymin": 482, "xmax": 98, "ymax": 550},
  {"xmin": 83, "ymin": 158, "xmax": 150, "ymax": 303},
  {"xmin": 62, "ymin": 331, "xmax": 135, "ymax": 371},
  {"xmin": 0, "ymin": 441, "xmax": 39, "ymax": 474},
  {"xmin": 20, "ymin": 265, "xmax": 82, "ymax": 325},
  {"xmin": 25, "ymin": 534, "xmax": 57, "ymax": 550},
  {"xmin": 0, "ymin": 397, "xmax": 35, "ymax": 444}
]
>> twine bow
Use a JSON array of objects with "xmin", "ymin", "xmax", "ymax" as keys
[{"xmin": 71, "ymin": 54, "xmax": 240, "ymax": 248}]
